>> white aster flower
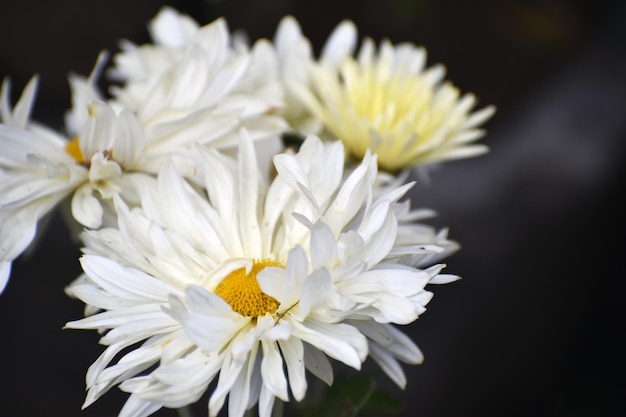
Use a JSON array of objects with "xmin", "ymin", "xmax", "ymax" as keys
[
  {"xmin": 108, "ymin": 6, "xmax": 288, "ymax": 165},
  {"xmin": 0, "ymin": 65, "xmax": 210, "ymax": 293},
  {"xmin": 292, "ymin": 31, "xmax": 496, "ymax": 173},
  {"xmin": 0, "ymin": 77, "xmax": 87, "ymax": 292},
  {"xmin": 65, "ymin": 130, "xmax": 455, "ymax": 417}
]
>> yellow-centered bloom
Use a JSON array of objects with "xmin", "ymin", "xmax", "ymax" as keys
[{"xmin": 65, "ymin": 131, "xmax": 455, "ymax": 417}]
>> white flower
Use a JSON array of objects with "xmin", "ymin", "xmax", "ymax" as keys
[
  {"xmin": 0, "ymin": 70, "xmax": 193, "ymax": 292},
  {"xmin": 0, "ymin": 77, "xmax": 156, "ymax": 224},
  {"xmin": 65, "ymin": 130, "xmax": 455, "ymax": 417},
  {"xmin": 291, "ymin": 32, "xmax": 496, "ymax": 173},
  {"xmin": 0, "ymin": 77, "xmax": 87, "ymax": 292},
  {"xmin": 108, "ymin": 6, "xmax": 288, "ymax": 166}
]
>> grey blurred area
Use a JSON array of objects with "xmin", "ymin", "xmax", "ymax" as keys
[{"xmin": 1, "ymin": 1, "xmax": 624, "ymax": 416}]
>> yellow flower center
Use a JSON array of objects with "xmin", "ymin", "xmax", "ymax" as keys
[
  {"xmin": 65, "ymin": 137, "xmax": 85, "ymax": 164},
  {"xmin": 214, "ymin": 260, "xmax": 283, "ymax": 317}
]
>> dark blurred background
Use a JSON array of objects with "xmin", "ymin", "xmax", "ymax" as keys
[{"xmin": 1, "ymin": 0, "xmax": 625, "ymax": 416}]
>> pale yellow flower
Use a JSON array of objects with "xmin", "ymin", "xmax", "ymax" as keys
[{"xmin": 293, "ymin": 35, "xmax": 495, "ymax": 173}]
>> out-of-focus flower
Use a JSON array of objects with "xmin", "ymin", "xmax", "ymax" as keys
[
  {"xmin": 0, "ymin": 77, "xmax": 88, "ymax": 292},
  {"xmin": 292, "ymin": 32, "xmax": 496, "ymax": 173},
  {"xmin": 0, "ymin": 67, "xmax": 180, "ymax": 287},
  {"xmin": 108, "ymin": 6, "xmax": 288, "ymax": 169},
  {"xmin": 65, "ymin": 131, "xmax": 454, "ymax": 417}
]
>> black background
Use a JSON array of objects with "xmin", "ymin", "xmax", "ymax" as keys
[{"xmin": 1, "ymin": 1, "xmax": 625, "ymax": 416}]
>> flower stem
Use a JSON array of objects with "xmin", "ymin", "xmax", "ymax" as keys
[
  {"xmin": 272, "ymin": 400, "xmax": 283, "ymax": 417},
  {"xmin": 177, "ymin": 405, "xmax": 194, "ymax": 417}
]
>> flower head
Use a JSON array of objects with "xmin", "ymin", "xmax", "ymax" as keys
[
  {"xmin": 109, "ymin": 6, "xmax": 287, "ymax": 158},
  {"xmin": 0, "ymin": 73, "xmax": 164, "ymax": 292},
  {"xmin": 292, "ymin": 32, "xmax": 496, "ymax": 173},
  {"xmin": 0, "ymin": 77, "xmax": 88, "ymax": 292},
  {"xmin": 65, "ymin": 130, "xmax": 455, "ymax": 417}
]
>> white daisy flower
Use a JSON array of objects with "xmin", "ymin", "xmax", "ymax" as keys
[
  {"xmin": 65, "ymin": 130, "xmax": 454, "ymax": 417},
  {"xmin": 291, "ymin": 31, "xmax": 496, "ymax": 173},
  {"xmin": 0, "ymin": 64, "xmax": 209, "ymax": 293},
  {"xmin": 108, "ymin": 6, "xmax": 288, "ymax": 165},
  {"xmin": 0, "ymin": 77, "xmax": 88, "ymax": 292}
]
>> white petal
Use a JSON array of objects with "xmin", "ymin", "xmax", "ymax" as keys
[
  {"xmin": 113, "ymin": 109, "xmax": 145, "ymax": 165},
  {"xmin": 303, "ymin": 342, "xmax": 333, "ymax": 385},
  {"xmin": 309, "ymin": 221, "xmax": 338, "ymax": 270},
  {"xmin": 369, "ymin": 342, "xmax": 407, "ymax": 388},
  {"xmin": 382, "ymin": 324, "xmax": 424, "ymax": 364},
  {"xmin": 209, "ymin": 350, "xmax": 247, "ymax": 416},
  {"xmin": 296, "ymin": 268, "xmax": 332, "ymax": 320},
  {"xmin": 65, "ymin": 52, "xmax": 106, "ymax": 136},
  {"xmin": 0, "ymin": 124, "xmax": 71, "ymax": 168},
  {"xmin": 373, "ymin": 294, "xmax": 418, "ymax": 324},
  {"xmin": 0, "ymin": 206, "xmax": 39, "ymax": 264},
  {"xmin": 2, "ymin": 76, "xmax": 39, "ymax": 128},
  {"xmin": 65, "ymin": 307, "xmax": 166, "ymax": 330},
  {"xmin": 361, "ymin": 268, "xmax": 430, "ymax": 296},
  {"xmin": 149, "ymin": 6, "xmax": 199, "ymax": 47},
  {"xmin": 0, "ymin": 262, "xmax": 10, "ymax": 294},
  {"xmin": 261, "ymin": 341, "xmax": 289, "ymax": 401},
  {"xmin": 197, "ymin": 147, "xmax": 244, "ymax": 256},
  {"xmin": 237, "ymin": 129, "xmax": 262, "ymax": 258},
  {"xmin": 228, "ymin": 345, "xmax": 261, "ymax": 417},
  {"xmin": 118, "ymin": 393, "xmax": 163, "ymax": 417},
  {"xmin": 273, "ymin": 16, "xmax": 304, "ymax": 55},
  {"xmin": 291, "ymin": 320, "xmax": 366, "ymax": 370},
  {"xmin": 71, "ymin": 185, "xmax": 103, "ymax": 228},
  {"xmin": 259, "ymin": 245, "xmax": 307, "ymax": 308},
  {"xmin": 185, "ymin": 284, "xmax": 235, "ymax": 316},
  {"xmin": 182, "ymin": 312, "xmax": 244, "ymax": 352},
  {"xmin": 321, "ymin": 20, "xmax": 357, "ymax": 66},
  {"xmin": 429, "ymin": 273, "xmax": 461, "ymax": 284},
  {"xmin": 272, "ymin": 152, "xmax": 311, "ymax": 194},
  {"xmin": 325, "ymin": 151, "xmax": 373, "ymax": 234},
  {"xmin": 258, "ymin": 385, "xmax": 276, "ymax": 417},
  {"xmin": 151, "ymin": 348, "xmax": 221, "ymax": 386},
  {"xmin": 80, "ymin": 100, "xmax": 117, "ymax": 157},
  {"xmin": 278, "ymin": 338, "xmax": 307, "ymax": 401},
  {"xmin": 79, "ymin": 254, "xmax": 176, "ymax": 302}
]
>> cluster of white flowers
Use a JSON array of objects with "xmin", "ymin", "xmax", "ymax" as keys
[{"xmin": 0, "ymin": 7, "xmax": 494, "ymax": 417}]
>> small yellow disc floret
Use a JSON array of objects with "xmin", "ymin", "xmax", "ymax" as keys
[{"xmin": 65, "ymin": 137, "xmax": 85, "ymax": 164}]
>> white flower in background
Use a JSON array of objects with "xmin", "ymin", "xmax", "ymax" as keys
[
  {"xmin": 108, "ymin": 6, "xmax": 287, "ymax": 168},
  {"xmin": 65, "ymin": 131, "xmax": 455, "ymax": 417},
  {"xmin": 0, "ymin": 77, "xmax": 87, "ymax": 293},
  {"xmin": 292, "ymin": 33, "xmax": 496, "ymax": 173},
  {"xmin": 0, "ymin": 69, "xmax": 198, "ymax": 293}
]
